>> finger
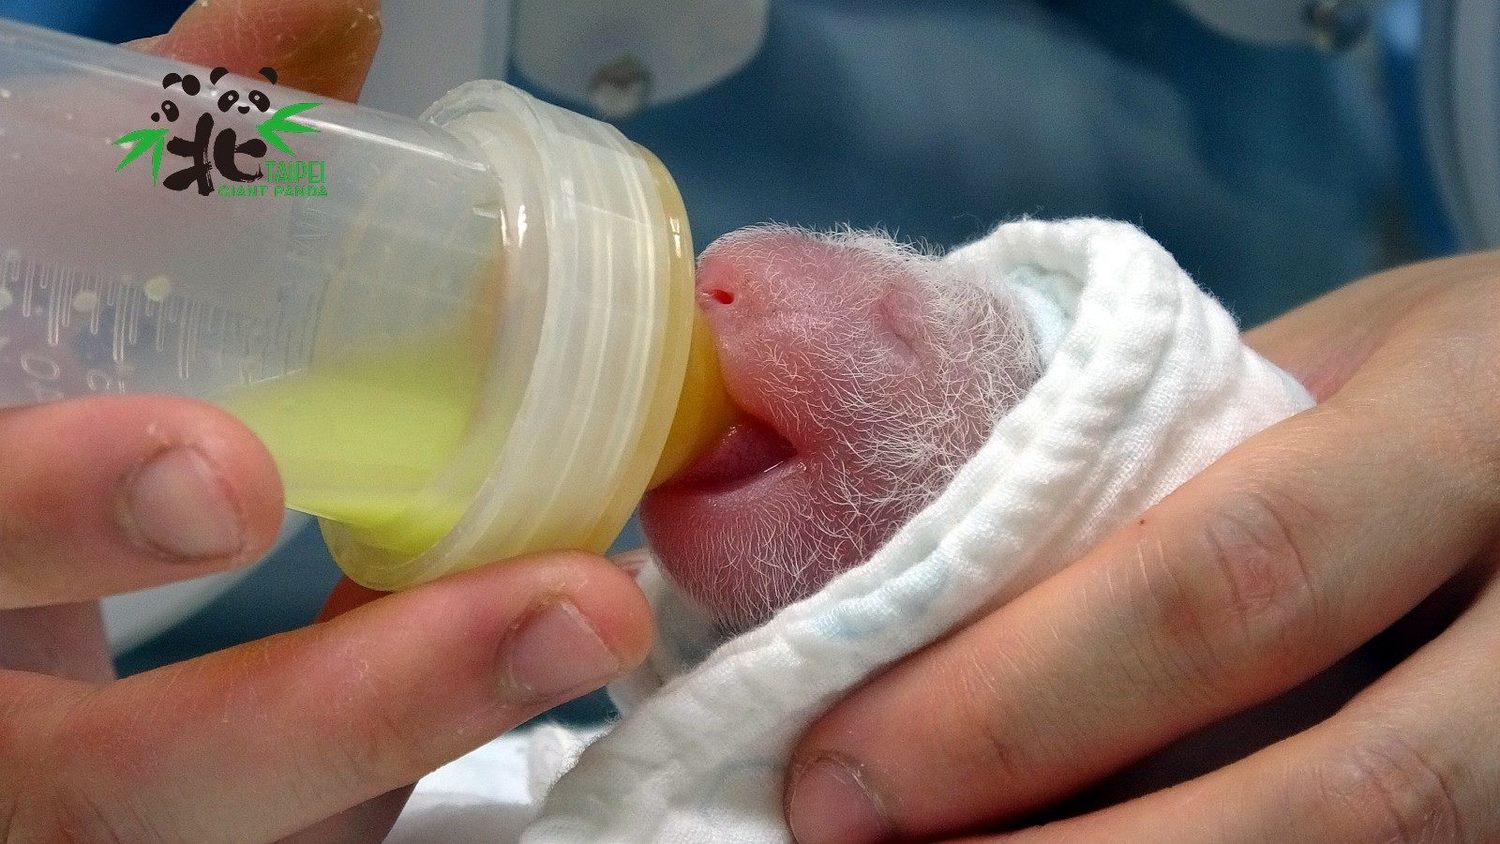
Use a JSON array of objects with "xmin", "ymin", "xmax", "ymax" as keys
[
  {"xmin": 787, "ymin": 284, "xmax": 1500, "ymax": 842},
  {"xmin": 1243, "ymin": 250, "xmax": 1499, "ymax": 400},
  {"xmin": 0, "ymin": 396, "xmax": 283, "ymax": 608},
  {"xmin": 989, "ymin": 564, "xmax": 1500, "ymax": 843},
  {"xmin": 0, "ymin": 603, "xmax": 113, "ymax": 682},
  {"xmin": 282, "ymin": 579, "xmax": 410, "ymax": 842},
  {"xmin": 2, "ymin": 552, "xmax": 652, "ymax": 842},
  {"xmin": 127, "ymin": 0, "xmax": 383, "ymax": 102},
  {"xmin": 287, "ymin": 575, "xmax": 482, "ymax": 842}
]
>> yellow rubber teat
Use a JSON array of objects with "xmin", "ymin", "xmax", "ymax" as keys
[
  {"xmin": 650, "ymin": 308, "xmax": 739, "ymax": 488},
  {"xmin": 630, "ymin": 145, "xmax": 739, "ymax": 488}
]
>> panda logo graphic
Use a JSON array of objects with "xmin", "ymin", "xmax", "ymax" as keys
[{"xmin": 114, "ymin": 65, "xmax": 319, "ymax": 196}]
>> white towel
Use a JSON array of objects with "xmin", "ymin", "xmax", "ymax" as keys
[{"xmin": 393, "ymin": 218, "xmax": 1315, "ymax": 843}]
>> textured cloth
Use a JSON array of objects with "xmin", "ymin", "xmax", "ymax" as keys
[{"xmin": 396, "ymin": 218, "xmax": 1316, "ymax": 842}]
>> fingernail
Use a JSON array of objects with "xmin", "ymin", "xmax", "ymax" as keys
[
  {"xmin": 787, "ymin": 755, "xmax": 892, "ymax": 844},
  {"xmin": 503, "ymin": 599, "xmax": 621, "ymax": 701},
  {"xmin": 120, "ymin": 447, "xmax": 244, "ymax": 561}
]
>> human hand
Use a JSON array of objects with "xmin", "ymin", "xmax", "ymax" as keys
[
  {"xmin": 0, "ymin": 4, "xmax": 655, "ymax": 841},
  {"xmin": 783, "ymin": 249, "xmax": 1500, "ymax": 841}
]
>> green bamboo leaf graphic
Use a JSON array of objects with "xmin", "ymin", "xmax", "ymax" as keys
[
  {"xmin": 256, "ymin": 102, "xmax": 321, "ymax": 156},
  {"xmin": 112, "ymin": 127, "xmax": 169, "ymax": 184}
]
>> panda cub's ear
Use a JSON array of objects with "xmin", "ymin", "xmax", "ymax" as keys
[
  {"xmin": 210, "ymin": 66, "xmax": 230, "ymax": 85},
  {"xmin": 258, "ymin": 67, "xmax": 278, "ymax": 85}
]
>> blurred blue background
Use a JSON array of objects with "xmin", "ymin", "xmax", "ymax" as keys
[{"xmin": 0, "ymin": 0, "xmax": 1457, "ymax": 706}]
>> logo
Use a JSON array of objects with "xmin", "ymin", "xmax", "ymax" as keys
[{"xmin": 112, "ymin": 66, "xmax": 327, "ymax": 198}]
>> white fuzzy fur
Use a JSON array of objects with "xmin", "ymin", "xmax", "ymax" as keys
[{"xmin": 673, "ymin": 224, "xmax": 1042, "ymax": 627}]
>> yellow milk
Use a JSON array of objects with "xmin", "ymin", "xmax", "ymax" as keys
[{"xmin": 214, "ymin": 331, "xmax": 489, "ymax": 556}]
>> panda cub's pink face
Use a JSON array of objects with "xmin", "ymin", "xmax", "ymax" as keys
[{"xmin": 640, "ymin": 226, "xmax": 1041, "ymax": 630}]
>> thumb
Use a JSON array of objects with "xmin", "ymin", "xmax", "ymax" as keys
[{"xmin": 126, "ymin": 0, "xmax": 382, "ymax": 102}]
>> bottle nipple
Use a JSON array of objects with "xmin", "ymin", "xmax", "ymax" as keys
[{"xmin": 650, "ymin": 309, "xmax": 739, "ymax": 489}]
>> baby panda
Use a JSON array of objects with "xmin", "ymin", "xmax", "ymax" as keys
[
  {"xmin": 641, "ymin": 225, "xmax": 1041, "ymax": 631},
  {"xmin": 636, "ymin": 223, "xmax": 1377, "ymax": 812}
]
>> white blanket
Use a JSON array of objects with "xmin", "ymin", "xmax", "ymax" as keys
[{"xmin": 390, "ymin": 218, "xmax": 1315, "ymax": 843}]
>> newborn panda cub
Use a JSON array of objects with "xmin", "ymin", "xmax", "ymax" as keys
[
  {"xmin": 641, "ymin": 225, "xmax": 1041, "ymax": 631},
  {"xmin": 641, "ymin": 226, "xmax": 1365, "ymax": 803}
]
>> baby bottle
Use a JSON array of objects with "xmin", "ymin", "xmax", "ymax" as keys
[{"xmin": 0, "ymin": 18, "xmax": 736, "ymax": 590}]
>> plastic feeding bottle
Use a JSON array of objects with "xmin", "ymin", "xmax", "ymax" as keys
[{"xmin": 0, "ymin": 19, "xmax": 736, "ymax": 590}]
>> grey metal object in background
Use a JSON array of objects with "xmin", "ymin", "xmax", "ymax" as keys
[
  {"xmin": 589, "ymin": 55, "xmax": 653, "ymax": 122},
  {"xmin": 514, "ymin": 0, "xmax": 768, "ymax": 122},
  {"xmin": 1421, "ymin": 0, "xmax": 1500, "ymax": 248},
  {"xmin": 1173, "ymin": 0, "xmax": 1377, "ymax": 50}
]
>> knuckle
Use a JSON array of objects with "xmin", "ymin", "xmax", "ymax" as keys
[
  {"xmin": 944, "ymin": 628, "xmax": 1103, "ymax": 794},
  {"xmin": 50, "ymin": 698, "xmax": 154, "ymax": 795},
  {"xmin": 1187, "ymin": 482, "xmax": 1321, "ymax": 666},
  {"xmin": 0, "ymin": 479, "xmax": 73, "ymax": 601},
  {"xmin": 1312, "ymin": 727, "xmax": 1466, "ymax": 843},
  {"xmin": 1200, "ymin": 484, "xmax": 1317, "ymax": 629},
  {"xmin": 12, "ymin": 690, "xmax": 193, "ymax": 843},
  {"xmin": 1395, "ymin": 282, "xmax": 1500, "ymax": 499},
  {"xmin": 343, "ymin": 694, "xmax": 425, "ymax": 780},
  {"xmin": 1119, "ymin": 533, "xmax": 1234, "ymax": 708},
  {"xmin": 17, "ymin": 784, "xmax": 135, "ymax": 844},
  {"xmin": 1436, "ymin": 381, "xmax": 1500, "ymax": 511},
  {"xmin": 0, "ymin": 795, "xmax": 11, "ymax": 844},
  {"xmin": 322, "ymin": 651, "xmax": 433, "ymax": 787},
  {"xmin": 4, "ymin": 748, "xmax": 140, "ymax": 844},
  {"xmin": 1123, "ymin": 480, "xmax": 1323, "ymax": 707},
  {"xmin": 23, "ymin": 720, "xmax": 149, "ymax": 843},
  {"xmin": 0, "ymin": 497, "xmax": 46, "ymax": 568},
  {"xmin": 0, "ymin": 467, "xmax": 66, "ymax": 546},
  {"xmin": 949, "ymin": 648, "xmax": 1041, "ymax": 788}
]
